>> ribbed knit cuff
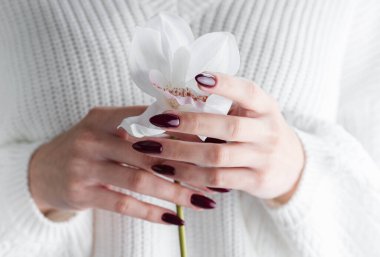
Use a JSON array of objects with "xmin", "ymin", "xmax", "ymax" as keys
[
  {"xmin": 262, "ymin": 128, "xmax": 338, "ymax": 229},
  {"xmin": 0, "ymin": 142, "xmax": 92, "ymax": 246}
]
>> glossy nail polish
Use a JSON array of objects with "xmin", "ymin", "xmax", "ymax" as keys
[
  {"xmin": 207, "ymin": 187, "xmax": 231, "ymax": 193},
  {"xmin": 150, "ymin": 113, "xmax": 180, "ymax": 128},
  {"xmin": 205, "ymin": 137, "xmax": 227, "ymax": 144},
  {"xmin": 151, "ymin": 164, "xmax": 175, "ymax": 176},
  {"xmin": 191, "ymin": 194, "xmax": 216, "ymax": 209},
  {"xmin": 162, "ymin": 213, "xmax": 185, "ymax": 226},
  {"xmin": 132, "ymin": 140, "xmax": 162, "ymax": 154},
  {"xmin": 195, "ymin": 73, "xmax": 216, "ymax": 87}
]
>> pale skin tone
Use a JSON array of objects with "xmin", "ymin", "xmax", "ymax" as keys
[{"xmin": 29, "ymin": 72, "xmax": 305, "ymax": 225}]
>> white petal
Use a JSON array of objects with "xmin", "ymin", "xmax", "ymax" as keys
[
  {"xmin": 117, "ymin": 101, "xmax": 170, "ymax": 138},
  {"xmin": 130, "ymin": 27, "xmax": 170, "ymax": 99},
  {"xmin": 186, "ymin": 32, "xmax": 240, "ymax": 82},
  {"xmin": 147, "ymin": 13, "xmax": 194, "ymax": 67},
  {"xmin": 149, "ymin": 69, "xmax": 169, "ymax": 88},
  {"xmin": 171, "ymin": 46, "xmax": 190, "ymax": 88}
]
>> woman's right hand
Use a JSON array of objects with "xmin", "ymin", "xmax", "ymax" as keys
[{"xmin": 29, "ymin": 106, "xmax": 214, "ymax": 226}]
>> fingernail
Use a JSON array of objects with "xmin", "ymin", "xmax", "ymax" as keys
[
  {"xmin": 132, "ymin": 140, "xmax": 162, "ymax": 154},
  {"xmin": 204, "ymin": 137, "xmax": 227, "ymax": 144},
  {"xmin": 207, "ymin": 187, "xmax": 231, "ymax": 193},
  {"xmin": 151, "ymin": 164, "xmax": 175, "ymax": 176},
  {"xmin": 195, "ymin": 73, "xmax": 216, "ymax": 87},
  {"xmin": 150, "ymin": 113, "xmax": 180, "ymax": 128},
  {"xmin": 162, "ymin": 213, "xmax": 185, "ymax": 226},
  {"xmin": 191, "ymin": 194, "xmax": 216, "ymax": 209}
]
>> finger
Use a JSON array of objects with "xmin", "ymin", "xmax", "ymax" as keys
[
  {"xmin": 150, "ymin": 111, "xmax": 267, "ymax": 142},
  {"xmin": 101, "ymin": 133, "xmax": 161, "ymax": 172},
  {"xmin": 152, "ymin": 160, "xmax": 257, "ymax": 191},
  {"xmin": 101, "ymin": 135, "xmax": 209, "ymax": 193},
  {"xmin": 195, "ymin": 72, "xmax": 276, "ymax": 113},
  {"xmin": 94, "ymin": 162, "xmax": 210, "ymax": 210},
  {"xmin": 86, "ymin": 106, "xmax": 148, "ymax": 133},
  {"xmin": 131, "ymin": 138, "xmax": 264, "ymax": 167},
  {"xmin": 89, "ymin": 186, "xmax": 184, "ymax": 225}
]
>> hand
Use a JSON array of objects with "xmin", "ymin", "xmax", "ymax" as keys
[
  {"xmin": 127, "ymin": 73, "xmax": 305, "ymax": 204},
  {"xmin": 29, "ymin": 106, "xmax": 216, "ymax": 226}
]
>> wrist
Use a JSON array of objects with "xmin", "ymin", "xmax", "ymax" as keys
[
  {"xmin": 270, "ymin": 129, "xmax": 305, "ymax": 205},
  {"xmin": 270, "ymin": 173, "xmax": 302, "ymax": 205},
  {"xmin": 28, "ymin": 143, "xmax": 57, "ymax": 215}
]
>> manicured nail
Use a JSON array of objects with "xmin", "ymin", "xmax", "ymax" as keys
[
  {"xmin": 132, "ymin": 140, "xmax": 162, "ymax": 154},
  {"xmin": 195, "ymin": 73, "xmax": 216, "ymax": 87},
  {"xmin": 191, "ymin": 194, "xmax": 216, "ymax": 209},
  {"xmin": 151, "ymin": 164, "xmax": 175, "ymax": 176},
  {"xmin": 207, "ymin": 187, "xmax": 231, "ymax": 193},
  {"xmin": 161, "ymin": 213, "xmax": 185, "ymax": 226},
  {"xmin": 150, "ymin": 113, "xmax": 180, "ymax": 128},
  {"xmin": 204, "ymin": 137, "xmax": 227, "ymax": 144}
]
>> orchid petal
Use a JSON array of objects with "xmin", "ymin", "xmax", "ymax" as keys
[
  {"xmin": 186, "ymin": 32, "xmax": 240, "ymax": 82},
  {"xmin": 118, "ymin": 101, "xmax": 170, "ymax": 138},
  {"xmin": 171, "ymin": 46, "xmax": 190, "ymax": 89},
  {"xmin": 147, "ymin": 13, "xmax": 194, "ymax": 68},
  {"xmin": 130, "ymin": 27, "xmax": 169, "ymax": 99}
]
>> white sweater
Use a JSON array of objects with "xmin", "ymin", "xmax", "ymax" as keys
[{"xmin": 1, "ymin": 0, "xmax": 380, "ymax": 256}]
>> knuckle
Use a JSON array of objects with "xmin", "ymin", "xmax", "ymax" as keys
[
  {"xmin": 78, "ymin": 129, "xmax": 97, "ymax": 144},
  {"xmin": 71, "ymin": 130, "xmax": 97, "ymax": 156},
  {"xmin": 140, "ymin": 155, "xmax": 156, "ymax": 170},
  {"xmin": 267, "ymin": 131, "xmax": 280, "ymax": 148},
  {"xmin": 167, "ymin": 146, "xmax": 182, "ymax": 161},
  {"xmin": 115, "ymin": 196, "xmax": 132, "ymax": 214},
  {"xmin": 208, "ymin": 169, "xmax": 225, "ymax": 187},
  {"xmin": 255, "ymin": 170, "xmax": 270, "ymax": 191},
  {"xmin": 86, "ymin": 107, "xmax": 103, "ymax": 119},
  {"xmin": 171, "ymin": 186, "xmax": 187, "ymax": 203},
  {"xmin": 64, "ymin": 176, "xmax": 87, "ymax": 208},
  {"xmin": 227, "ymin": 118, "xmax": 242, "ymax": 139},
  {"xmin": 187, "ymin": 114, "xmax": 201, "ymax": 132},
  {"xmin": 129, "ymin": 171, "xmax": 147, "ymax": 192},
  {"xmin": 209, "ymin": 145, "xmax": 229, "ymax": 166},
  {"xmin": 143, "ymin": 206, "xmax": 156, "ymax": 221},
  {"xmin": 246, "ymin": 80, "xmax": 257, "ymax": 99}
]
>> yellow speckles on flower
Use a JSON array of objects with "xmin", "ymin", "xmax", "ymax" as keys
[
  {"xmin": 168, "ymin": 98, "xmax": 180, "ymax": 109},
  {"xmin": 154, "ymin": 84, "xmax": 209, "ymax": 103}
]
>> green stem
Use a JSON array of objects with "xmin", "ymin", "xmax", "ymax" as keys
[{"xmin": 175, "ymin": 180, "xmax": 187, "ymax": 257}]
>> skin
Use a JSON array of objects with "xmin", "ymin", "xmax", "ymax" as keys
[{"xmin": 29, "ymin": 72, "xmax": 305, "ymax": 224}]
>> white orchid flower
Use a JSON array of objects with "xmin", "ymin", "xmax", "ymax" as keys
[{"xmin": 118, "ymin": 13, "xmax": 240, "ymax": 139}]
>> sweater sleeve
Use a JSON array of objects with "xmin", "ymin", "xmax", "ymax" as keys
[
  {"xmin": 262, "ymin": 1, "xmax": 380, "ymax": 256},
  {"xmin": 0, "ymin": 142, "xmax": 93, "ymax": 257},
  {"xmin": 263, "ymin": 114, "xmax": 380, "ymax": 257}
]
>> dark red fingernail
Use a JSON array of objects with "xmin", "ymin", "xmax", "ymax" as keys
[
  {"xmin": 204, "ymin": 137, "xmax": 227, "ymax": 144},
  {"xmin": 161, "ymin": 213, "xmax": 185, "ymax": 226},
  {"xmin": 191, "ymin": 194, "xmax": 216, "ymax": 209},
  {"xmin": 132, "ymin": 140, "xmax": 162, "ymax": 154},
  {"xmin": 150, "ymin": 113, "xmax": 180, "ymax": 128},
  {"xmin": 207, "ymin": 187, "xmax": 231, "ymax": 193},
  {"xmin": 151, "ymin": 164, "xmax": 175, "ymax": 176},
  {"xmin": 195, "ymin": 73, "xmax": 216, "ymax": 87}
]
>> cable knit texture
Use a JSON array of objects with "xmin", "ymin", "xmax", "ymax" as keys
[{"xmin": 0, "ymin": 0, "xmax": 379, "ymax": 256}]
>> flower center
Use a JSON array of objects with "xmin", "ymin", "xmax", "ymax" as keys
[{"xmin": 153, "ymin": 83, "xmax": 208, "ymax": 108}]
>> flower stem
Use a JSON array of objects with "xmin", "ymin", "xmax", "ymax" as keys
[{"xmin": 175, "ymin": 180, "xmax": 187, "ymax": 257}]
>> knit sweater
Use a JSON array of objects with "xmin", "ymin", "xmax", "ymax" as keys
[{"xmin": 0, "ymin": 0, "xmax": 380, "ymax": 256}]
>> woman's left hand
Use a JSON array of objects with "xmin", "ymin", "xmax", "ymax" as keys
[{"xmin": 126, "ymin": 72, "xmax": 305, "ymax": 204}]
